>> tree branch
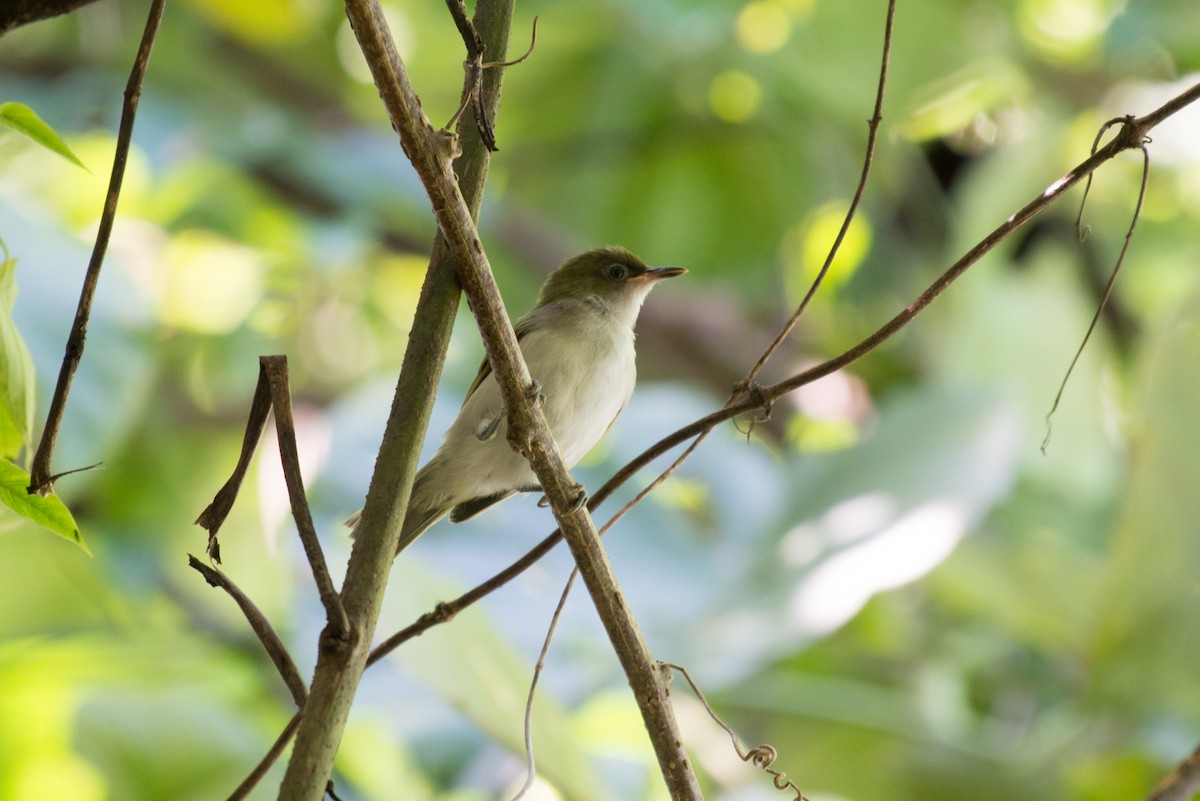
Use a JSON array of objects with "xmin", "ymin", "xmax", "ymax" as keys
[
  {"xmin": 0, "ymin": 0, "xmax": 103, "ymax": 36},
  {"xmin": 26, "ymin": 0, "xmax": 166, "ymax": 495},
  {"xmin": 228, "ymin": 713, "xmax": 301, "ymax": 801},
  {"xmin": 261, "ymin": 356, "xmax": 350, "ymax": 639},
  {"xmin": 195, "ymin": 356, "xmax": 348, "ymax": 639},
  {"xmin": 330, "ymin": 1, "xmax": 703, "ymax": 798},
  {"xmin": 188, "ymin": 555, "xmax": 308, "ymax": 708},
  {"xmin": 741, "ymin": 0, "xmax": 896, "ymax": 387},
  {"xmin": 1146, "ymin": 743, "xmax": 1200, "ymax": 801},
  {"xmin": 272, "ymin": 1, "xmax": 517, "ymax": 798}
]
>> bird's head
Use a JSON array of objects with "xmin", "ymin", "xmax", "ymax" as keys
[{"xmin": 535, "ymin": 246, "xmax": 686, "ymax": 325}]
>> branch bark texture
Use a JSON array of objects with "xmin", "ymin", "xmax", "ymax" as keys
[
  {"xmin": 0, "ymin": 0, "xmax": 102, "ymax": 35},
  {"xmin": 275, "ymin": 1, "xmax": 515, "ymax": 799},
  {"xmin": 27, "ymin": 0, "xmax": 166, "ymax": 494},
  {"xmin": 331, "ymin": 1, "xmax": 703, "ymax": 799}
]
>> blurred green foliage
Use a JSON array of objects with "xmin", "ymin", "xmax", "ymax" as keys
[{"xmin": 0, "ymin": 0, "xmax": 1198, "ymax": 799}]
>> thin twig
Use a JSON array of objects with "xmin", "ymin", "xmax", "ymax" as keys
[
  {"xmin": 226, "ymin": 712, "xmax": 302, "ymax": 801},
  {"xmin": 1043, "ymin": 139, "xmax": 1150, "ymax": 453},
  {"xmin": 194, "ymin": 356, "xmax": 349, "ymax": 638},
  {"xmin": 662, "ymin": 662, "xmax": 810, "ymax": 800},
  {"xmin": 443, "ymin": 0, "xmax": 496, "ymax": 149},
  {"xmin": 1073, "ymin": 117, "xmax": 1126, "ymax": 242},
  {"xmin": 188, "ymin": 555, "xmax": 308, "ymax": 707},
  {"xmin": 260, "ymin": 356, "xmax": 350, "ymax": 640},
  {"xmin": 27, "ymin": 0, "xmax": 167, "ymax": 495},
  {"xmin": 741, "ymin": 0, "xmax": 896, "ymax": 389},
  {"xmin": 195, "ymin": 360, "xmax": 274, "ymax": 562},
  {"xmin": 485, "ymin": 15, "xmax": 537, "ymax": 68},
  {"xmin": 442, "ymin": 7, "xmax": 536, "ymax": 142},
  {"xmin": 509, "ymin": 568, "xmax": 578, "ymax": 801}
]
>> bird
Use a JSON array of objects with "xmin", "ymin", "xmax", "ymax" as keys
[{"xmin": 348, "ymin": 246, "xmax": 686, "ymax": 554}]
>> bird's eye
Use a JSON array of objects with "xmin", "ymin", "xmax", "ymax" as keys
[{"xmin": 606, "ymin": 263, "xmax": 628, "ymax": 281}]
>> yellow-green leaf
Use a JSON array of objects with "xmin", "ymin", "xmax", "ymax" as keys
[
  {"xmin": 0, "ymin": 102, "xmax": 87, "ymax": 170},
  {"xmin": 0, "ymin": 460, "xmax": 89, "ymax": 554},
  {"xmin": 0, "ymin": 242, "xmax": 35, "ymax": 459}
]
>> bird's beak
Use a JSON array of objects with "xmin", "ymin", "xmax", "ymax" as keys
[{"xmin": 642, "ymin": 266, "xmax": 687, "ymax": 281}]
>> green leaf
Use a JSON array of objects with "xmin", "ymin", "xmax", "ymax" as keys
[
  {"xmin": 1091, "ymin": 288, "xmax": 1200, "ymax": 711},
  {"xmin": 0, "ymin": 460, "xmax": 89, "ymax": 554},
  {"xmin": 0, "ymin": 101, "xmax": 88, "ymax": 170},
  {"xmin": 0, "ymin": 242, "xmax": 35, "ymax": 460}
]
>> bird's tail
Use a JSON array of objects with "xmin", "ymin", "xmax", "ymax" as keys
[{"xmin": 345, "ymin": 469, "xmax": 452, "ymax": 555}]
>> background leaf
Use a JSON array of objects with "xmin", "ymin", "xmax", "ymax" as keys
[
  {"xmin": 0, "ymin": 102, "xmax": 87, "ymax": 170},
  {"xmin": 0, "ymin": 244, "xmax": 35, "ymax": 460},
  {"xmin": 0, "ymin": 460, "xmax": 87, "ymax": 553}
]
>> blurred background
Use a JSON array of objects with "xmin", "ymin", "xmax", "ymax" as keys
[{"xmin": 1, "ymin": 0, "xmax": 1199, "ymax": 799}]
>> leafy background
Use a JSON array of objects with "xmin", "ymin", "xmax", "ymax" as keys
[{"xmin": 1, "ymin": 0, "xmax": 1199, "ymax": 799}]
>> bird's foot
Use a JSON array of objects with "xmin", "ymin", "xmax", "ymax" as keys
[
  {"xmin": 567, "ymin": 482, "xmax": 589, "ymax": 512},
  {"xmin": 475, "ymin": 410, "xmax": 503, "ymax": 442},
  {"xmin": 536, "ymin": 483, "xmax": 589, "ymax": 514}
]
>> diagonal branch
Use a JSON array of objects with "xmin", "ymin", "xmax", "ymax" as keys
[
  {"xmin": 270, "ymin": 1, "xmax": 518, "ymax": 798},
  {"xmin": 741, "ymin": 0, "xmax": 896, "ymax": 388},
  {"xmin": 261, "ymin": 356, "xmax": 350, "ymax": 640},
  {"xmin": 27, "ymin": 0, "xmax": 167, "ymax": 495},
  {"xmin": 228, "ymin": 713, "xmax": 302, "ymax": 801},
  {"xmin": 334, "ymin": 1, "xmax": 703, "ymax": 798},
  {"xmin": 370, "ymin": 78, "xmax": 1200, "ymax": 666},
  {"xmin": 195, "ymin": 359, "xmax": 273, "ymax": 561},
  {"xmin": 194, "ymin": 356, "xmax": 348, "ymax": 640},
  {"xmin": 1146, "ymin": 743, "xmax": 1200, "ymax": 801},
  {"xmin": 189, "ymin": 555, "xmax": 308, "ymax": 708}
]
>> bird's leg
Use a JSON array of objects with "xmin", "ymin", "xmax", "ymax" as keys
[
  {"xmin": 537, "ymin": 482, "xmax": 588, "ymax": 513},
  {"xmin": 567, "ymin": 483, "xmax": 588, "ymax": 512},
  {"xmin": 475, "ymin": 409, "xmax": 503, "ymax": 441}
]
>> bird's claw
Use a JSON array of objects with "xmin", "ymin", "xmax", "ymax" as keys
[
  {"xmin": 567, "ymin": 483, "xmax": 588, "ymax": 512},
  {"xmin": 536, "ymin": 483, "xmax": 589, "ymax": 513}
]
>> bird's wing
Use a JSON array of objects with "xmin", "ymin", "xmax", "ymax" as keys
[
  {"xmin": 461, "ymin": 314, "xmax": 539, "ymax": 405},
  {"xmin": 450, "ymin": 483, "xmax": 541, "ymax": 523},
  {"xmin": 449, "ymin": 491, "xmax": 512, "ymax": 523}
]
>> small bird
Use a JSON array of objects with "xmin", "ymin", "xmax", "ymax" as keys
[{"xmin": 350, "ymin": 246, "xmax": 685, "ymax": 554}]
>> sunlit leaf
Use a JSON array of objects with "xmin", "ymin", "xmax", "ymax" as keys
[
  {"xmin": 0, "ymin": 242, "xmax": 35, "ymax": 460},
  {"xmin": 780, "ymin": 201, "xmax": 873, "ymax": 306},
  {"xmin": 0, "ymin": 102, "xmax": 87, "ymax": 170},
  {"xmin": 0, "ymin": 461, "xmax": 88, "ymax": 554}
]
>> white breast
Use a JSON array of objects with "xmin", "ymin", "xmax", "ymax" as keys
[
  {"xmin": 519, "ymin": 309, "xmax": 636, "ymax": 465},
  {"xmin": 427, "ymin": 299, "xmax": 637, "ymax": 506}
]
